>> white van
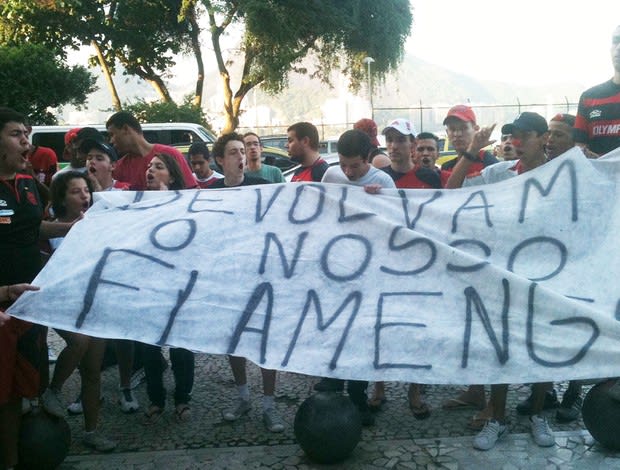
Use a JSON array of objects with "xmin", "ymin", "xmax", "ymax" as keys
[{"xmin": 29, "ymin": 122, "xmax": 216, "ymax": 161}]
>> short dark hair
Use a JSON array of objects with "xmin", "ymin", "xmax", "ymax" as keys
[
  {"xmin": 212, "ymin": 132, "xmax": 244, "ymax": 160},
  {"xmin": 50, "ymin": 171, "xmax": 94, "ymax": 218},
  {"xmin": 337, "ymin": 129, "xmax": 372, "ymax": 161},
  {"xmin": 243, "ymin": 132, "xmax": 262, "ymax": 146},
  {"xmin": 152, "ymin": 153, "xmax": 186, "ymax": 190},
  {"xmin": 0, "ymin": 107, "xmax": 25, "ymax": 132},
  {"xmin": 188, "ymin": 142, "xmax": 210, "ymax": 159},
  {"xmin": 106, "ymin": 111, "xmax": 142, "ymax": 133},
  {"xmin": 415, "ymin": 132, "xmax": 439, "ymax": 145},
  {"xmin": 287, "ymin": 122, "xmax": 319, "ymax": 151}
]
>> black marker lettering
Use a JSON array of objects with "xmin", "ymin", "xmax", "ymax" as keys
[
  {"xmin": 281, "ymin": 290, "xmax": 361, "ymax": 370},
  {"xmin": 227, "ymin": 282, "xmax": 274, "ymax": 364},
  {"xmin": 380, "ymin": 227, "xmax": 436, "ymax": 276},
  {"xmin": 258, "ymin": 231, "xmax": 309, "ymax": 278},
  {"xmin": 461, "ymin": 279, "xmax": 510, "ymax": 368},
  {"xmin": 321, "ymin": 234, "xmax": 372, "ymax": 282},
  {"xmin": 520, "ymin": 159, "xmax": 578, "ymax": 223},
  {"xmin": 526, "ymin": 283, "xmax": 599, "ymax": 367},
  {"xmin": 451, "ymin": 190, "xmax": 493, "ymax": 234}
]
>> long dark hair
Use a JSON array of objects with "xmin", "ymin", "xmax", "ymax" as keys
[
  {"xmin": 50, "ymin": 171, "xmax": 94, "ymax": 218},
  {"xmin": 152, "ymin": 153, "xmax": 186, "ymax": 190}
]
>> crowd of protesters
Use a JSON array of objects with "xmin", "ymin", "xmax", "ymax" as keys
[{"xmin": 1, "ymin": 23, "xmax": 618, "ymax": 469}]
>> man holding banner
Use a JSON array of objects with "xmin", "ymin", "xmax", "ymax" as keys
[
  {"xmin": 208, "ymin": 132, "xmax": 284, "ymax": 433},
  {"xmin": 449, "ymin": 112, "xmax": 556, "ymax": 451}
]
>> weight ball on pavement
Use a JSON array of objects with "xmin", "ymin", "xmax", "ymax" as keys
[
  {"xmin": 582, "ymin": 380, "xmax": 620, "ymax": 450},
  {"xmin": 18, "ymin": 408, "xmax": 71, "ymax": 470},
  {"xmin": 294, "ymin": 392, "xmax": 362, "ymax": 464}
]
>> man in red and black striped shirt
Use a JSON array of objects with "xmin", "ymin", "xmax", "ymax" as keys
[{"xmin": 574, "ymin": 25, "xmax": 620, "ymax": 157}]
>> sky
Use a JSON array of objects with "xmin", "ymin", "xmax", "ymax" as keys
[
  {"xmin": 407, "ymin": 0, "xmax": 619, "ymax": 87},
  {"xmin": 66, "ymin": 1, "xmax": 620, "ymax": 124}
]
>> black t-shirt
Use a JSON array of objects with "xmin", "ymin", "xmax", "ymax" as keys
[
  {"xmin": 0, "ymin": 173, "xmax": 43, "ymax": 284},
  {"xmin": 207, "ymin": 175, "xmax": 269, "ymax": 188}
]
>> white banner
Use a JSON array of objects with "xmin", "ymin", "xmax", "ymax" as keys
[{"xmin": 9, "ymin": 148, "xmax": 620, "ymax": 384}]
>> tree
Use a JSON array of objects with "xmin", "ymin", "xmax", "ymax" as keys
[
  {"xmin": 124, "ymin": 97, "xmax": 211, "ymax": 128},
  {"xmin": 1, "ymin": 1, "xmax": 412, "ymax": 131},
  {"xmin": 198, "ymin": 0, "xmax": 412, "ymax": 132},
  {"xmin": 0, "ymin": 0, "xmax": 201, "ymax": 108},
  {"xmin": 0, "ymin": 43, "xmax": 96, "ymax": 124}
]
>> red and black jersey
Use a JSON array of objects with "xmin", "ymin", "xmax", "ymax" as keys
[
  {"xmin": 574, "ymin": 79, "xmax": 620, "ymax": 156},
  {"xmin": 291, "ymin": 158, "xmax": 329, "ymax": 182},
  {"xmin": 0, "ymin": 173, "xmax": 44, "ymax": 285},
  {"xmin": 380, "ymin": 166, "xmax": 442, "ymax": 189}
]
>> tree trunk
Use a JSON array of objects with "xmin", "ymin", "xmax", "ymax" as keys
[
  {"xmin": 185, "ymin": 5, "xmax": 204, "ymax": 107},
  {"xmin": 91, "ymin": 40, "xmax": 121, "ymax": 111},
  {"xmin": 146, "ymin": 76, "xmax": 174, "ymax": 103}
]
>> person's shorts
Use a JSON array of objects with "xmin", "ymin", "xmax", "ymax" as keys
[{"xmin": 0, "ymin": 318, "xmax": 43, "ymax": 405}]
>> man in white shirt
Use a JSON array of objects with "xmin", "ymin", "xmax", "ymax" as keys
[{"xmin": 321, "ymin": 129, "xmax": 395, "ymax": 190}]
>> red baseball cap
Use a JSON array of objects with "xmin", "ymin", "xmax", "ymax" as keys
[
  {"xmin": 64, "ymin": 127, "xmax": 82, "ymax": 146},
  {"xmin": 443, "ymin": 105, "xmax": 476, "ymax": 125},
  {"xmin": 354, "ymin": 118, "xmax": 380, "ymax": 146}
]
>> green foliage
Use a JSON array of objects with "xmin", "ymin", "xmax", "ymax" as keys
[
  {"xmin": 0, "ymin": 43, "xmax": 96, "ymax": 124},
  {"xmin": 237, "ymin": 0, "xmax": 412, "ymax": 93},
  {"xmin": 123, "ymin": 97, "xmax": 210, "ymax": 128}
]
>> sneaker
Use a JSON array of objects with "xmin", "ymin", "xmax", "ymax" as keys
[
  {"xmin": 516, "ymin": 389, "xmax": 559, "ymax": 415},
  {"xmin": 262, "ymin": 407, "xmax": 285, "ymax": 432},
  {"xmin": 556, "ymin": 394, "xmax": 582, "ymax": 423},
  {"xmin": 129, "ymin": 367, "xmax": 146, "ymax": 390},
  {"xmin": 41, "ymin": 388, "xmax": 65, "ymax": 418},
  {"xmin": 313, "ymin": 378, "xmax": 344, "ymax": 392},
  {"xmin": 473, "ymin": 420, "xmax": 507, "ymax": 451},
  {"xmin": 222, "ymin": 398, "xmax": 251, "ymax": 421},
  {"xmin": 67, "ymin": 396, "xmax": 83, "ymax": 415},
  {"xmin": 119, "ymin": 388, "xmax": 139, "ymax": 413},
  {"xmin": 82, "ymin": 430, "xmax": 117, "ymax": 452},
  {"xmin": 530, "ymin": 414, "xmax": 555, "ymax": 447}
]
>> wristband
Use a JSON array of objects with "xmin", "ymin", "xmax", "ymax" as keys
[{"xmin": 461, "ymin": 151, "xmax": 477, "ymax": 162}]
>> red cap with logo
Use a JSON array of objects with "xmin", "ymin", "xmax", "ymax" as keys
[{"xmin": 443, "ymin": 105, "xmax": 477, "ymax": 125}]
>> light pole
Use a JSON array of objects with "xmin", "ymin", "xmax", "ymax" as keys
[{"xmin": 363, "ymin": 56, "xmax": 375, "ymax": 120}]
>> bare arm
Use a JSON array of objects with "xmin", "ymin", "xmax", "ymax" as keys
[{"xmin": 445, "ymin": 124, "xmax": 496, "ymax": 189}]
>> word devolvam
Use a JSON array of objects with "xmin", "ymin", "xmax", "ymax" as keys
[{"xmin": 10, "ymin": 148, "xmax": 620, "ymax": 384}]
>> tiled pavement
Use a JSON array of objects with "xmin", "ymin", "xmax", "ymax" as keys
[{"xmin": 40, "ymin": 335, "xmax": 620, "ymax": 469}]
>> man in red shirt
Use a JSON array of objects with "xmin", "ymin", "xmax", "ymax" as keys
[
  {"xmin": 106, "ymin": 111, "xmax": 196, "ymax": 190},
  {"xmin": 286, "ymin": 122, "xmax": 329, "ymax": 182}
]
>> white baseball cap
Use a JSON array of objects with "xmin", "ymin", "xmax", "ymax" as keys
[{"xmin": 382, "ymin": 118, "xmax": 417, "ymax": 137}]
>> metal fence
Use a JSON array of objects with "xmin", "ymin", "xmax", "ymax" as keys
[{"xmin": 236, "ymin": 99, "xmax": 579, "ymax": 140}]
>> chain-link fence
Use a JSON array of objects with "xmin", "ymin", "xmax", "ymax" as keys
[{"xmin": 236, "ymin": 99, "xmax": 578, "ymax": 140}]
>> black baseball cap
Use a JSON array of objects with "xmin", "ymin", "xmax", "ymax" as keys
[
  {"xmin": 501, "ymin": 112, "xmax": 548, "ymax": 135},
  {"xmin": 79, "ymin": 138, "xmax": 119, "ymax": 162}
]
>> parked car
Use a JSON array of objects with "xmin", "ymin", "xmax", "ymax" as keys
[
  {"xmin": 30, "ymin": 122, "xmax": 216, "ymax": 167},
  {"xmin": 260, "ymin": 135, "xmax": 288, "ymax": 151}
]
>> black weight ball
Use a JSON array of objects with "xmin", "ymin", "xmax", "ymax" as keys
[
  {"xmin": 18, "ymin": 408, "xmax": 71, "ymax": 470},
  {"xmin": 294, "ymin": 392, "xmax": 362, "ymax": 464},
  {"xmin": 582, "ymin": 380, "xmax": 620, "ymax": 450}
]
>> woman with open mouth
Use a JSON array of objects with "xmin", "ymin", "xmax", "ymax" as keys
[
  {"xmin": 143, "ymin": 153, "xmax": 195, "ymax": 423},
  {"xmin": 41, "ymin": 171, "xmax": 118, "ymax": 452}
]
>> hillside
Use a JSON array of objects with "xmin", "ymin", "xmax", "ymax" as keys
[{"xmin": 60, "ymin": 52, "xmax": 589, "ymax": 134}]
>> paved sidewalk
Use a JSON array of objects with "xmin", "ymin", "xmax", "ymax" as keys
[{"xmin": 43, "ymin": 336, "xmax": 619, "ymax": 469}]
